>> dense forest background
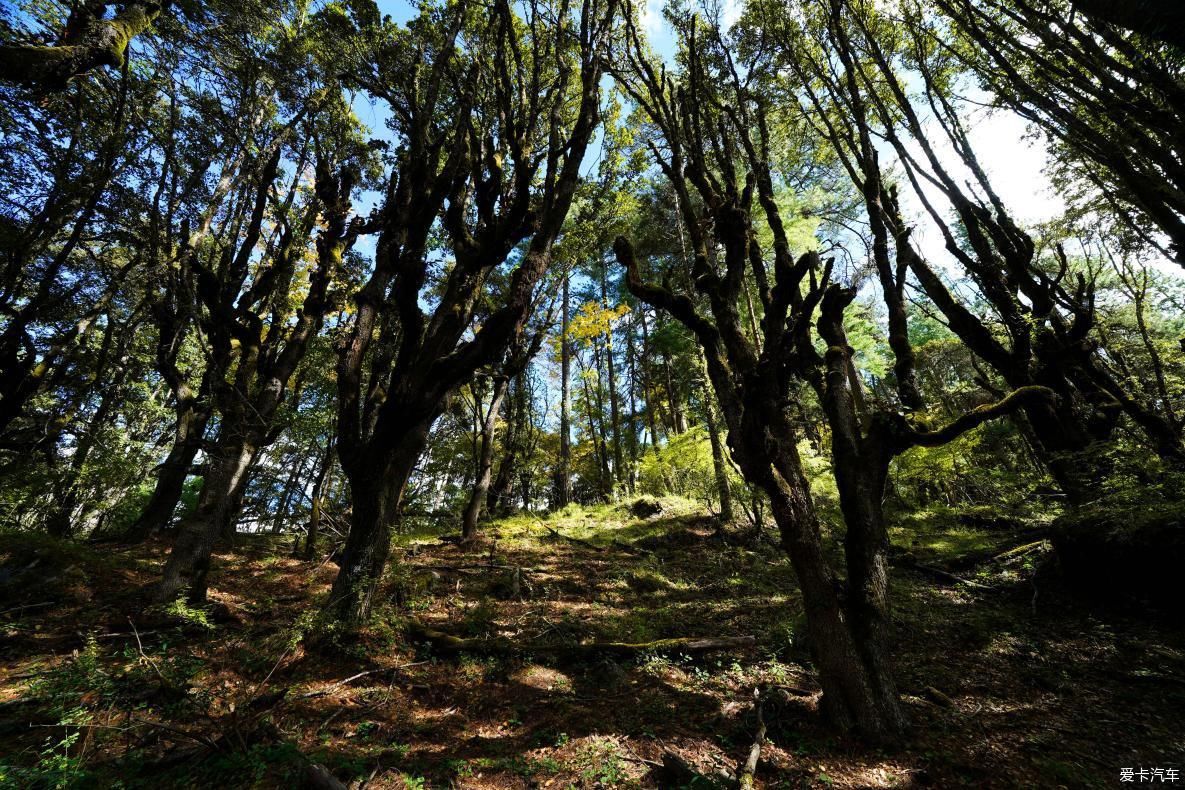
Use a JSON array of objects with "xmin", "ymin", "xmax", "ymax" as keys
[{"xmin": 0, "ymin": 0, "xmax": 1183, "ymax": 786}]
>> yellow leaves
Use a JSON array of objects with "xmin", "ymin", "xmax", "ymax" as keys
[{"xmin": 567, "ymin": 300, "xmax": 631, "ymax": 344}]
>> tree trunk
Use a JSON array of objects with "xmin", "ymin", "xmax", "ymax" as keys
[
  {"xmin": 127, "ymin": 404, "xmax": 209, "ymax": 541},
  {"xmin": 625, "ymin": 313, "xmax": 640, "ymax": 491},
  {"xmin": 663, "ymin": 346, "xmax": 686, "ymax": 434},
  {"xmin": 326, "ymin": 420, "xmax": 431, "ymax": 626},
  {"xmin": 556, "ymin": 273, "xmax": 573, "ymax": 506},
  {"xmin": 219, "ymin": 446, "xmax": 257, "ymax": 541},
  {"xmin": 324, "ymin": 471, "xmax": 400, "ymax": 626},
  {"xmin": 488, "ymin": 378, "xmax": 519, "ymax": 516},
  {"xmin": 303, "ymin": 442, "xmax": 334, "ymax": 560},
  {"xmin": 814, "ymin": 352, "xmax": 905, "ymax": 737},
  {"xmin": 701, "ymin": 355, "xmax": 734, "ymax": 523},
  {"xmin": 462, "ymin": 376, "xmax": 509, "ymax": 541},
  {"xmin": 602, "ymin": 271, "xmax": 625, "ymax": 495},
  {"xmin": 591, "ymin": 346, "xmax": 613, "ymax": 494},
  {"xmin": 153, "ymin": 433, "xmax": 258, "ymax": 603},
  {"xmin": 755, "ymin": 413, "xmax": 905, "ymax": 739},
  {"xmin": 638, "ymin": 307, "xmax": 661, "ymax": 449}
]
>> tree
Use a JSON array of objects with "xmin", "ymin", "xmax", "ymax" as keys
[
  {"xmin": 554, "ymin": 271, "xmax": 573, "ymax": 506},
  {"xmin": 609, "ymin": 5, "xmax": 1061, "ymax": 738},
  {"xmin": 930, "ymin": 0, "xmax": 1185, "ymax": 266},
  {"xmin": 154, "ymin": 88, "xmax": 370, "ymax": 602},
  {"xmin": 461, "ymin": 308, "xmax": 551, "ymax": 540},
  {"xmin": 323, "ymin": 0, "xmax": 619, "ymax": 626},
  {"xmin": 758, "ymin": 0, "xmax": 1184, "ymax": 497}
]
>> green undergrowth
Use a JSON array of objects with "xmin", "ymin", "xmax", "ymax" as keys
[
  {"xmin": 888, "ymin": 503, "xmax": 1057, "ymax": 567},
  {"xmin": 391, "ymin": 495, "xmax": 704, "ymax": 550}
]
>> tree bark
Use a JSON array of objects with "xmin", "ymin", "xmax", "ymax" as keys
[
  {"xmin": 757, "ymin": 417, "xmax": 904, "ymax": 739},
  {"xmin": 700, "ymin": 353, "xmax": 734, "ymax": 523},
  {"xmin": 556, "ymin": 273, "xmax": 573, "ymax": 506},
  {"xmin": 602, "ymin": 270, "xmax": 625, "ymax": 494},
  {"xmin": 487, "ymin": 379, "xmax": 520, "ymax": 516},
  {"xmin": 638, "ymin": 307, "xmax": 661, "ymax": 449},
  {"xmin": 127, "ymin": 400, "xmax": 210, "ymax": 541},
  {"xmin": 0, "ymin": 2, "xmax": 160, "ymax": 90},
  {"xmin": 153, "ymin": 433, "xmax": 258, "ymax": 603},
  {"xmin": 462, "ymin": 375, "xmax": 509, "ymax": 540},
  {"xmin": 302, "ymin": 442, "xmax": 335, "ymax": 561},
  {"xmin": 326, "ymin": 421, "xmax": 430, "ymax": 627}
]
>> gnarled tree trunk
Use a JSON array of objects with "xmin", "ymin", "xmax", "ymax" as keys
[
  {"xmin": 327, "ymin": 419, "xmax": 432, "ymax": 626},
  {"xmin": 153, "ymin": 432, "xmax": 258, "ymax": 603},
  {"xmin": 127, "ymin": 398, "xmax": 211, "ymax": 541}
]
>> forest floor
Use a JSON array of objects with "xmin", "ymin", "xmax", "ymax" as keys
[{"xmin": 1, "ymin": 498, "xmax": 1183, "ymax": 788}]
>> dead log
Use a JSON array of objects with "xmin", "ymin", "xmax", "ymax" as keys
[
  {"xmin": 406, "ymin": 622, "xmax": 755, "ymax": 661},
  {"xmin": 992, "ymin": 539, "xmax": 1050, "ymax": 562},
  {"xmin": 922, "ymin": 685, "xmax": 956, "ymax": 708},
  {"xmin": 737, "ymin": 688, "xmax": 766, "ymax": 790}
]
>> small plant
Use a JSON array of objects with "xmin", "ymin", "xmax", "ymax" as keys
[
  {"xmin": 575, "ymin": 738, "xmax": 630, "ymax": 788},
  {"xmin": 530, "ymin": 755, "xmax": 563, "ymax": 775},
  {"xmin": 459, "ymin": 597, "xmax": 500, "ymax": 638},
  {"xmin": 30, "ymin": 635, "xmax": 113, "ymax": 716},
  {"xmin": 0, "ymin": 730, "xmax": 88, "ymax": 789},
  {"xmin": 164, "ymin": 597, "xmax": 215, "ymax": 631},
  {"xmin": 638, "ymin": 652, "xmax": 674, "ymax": 676}
]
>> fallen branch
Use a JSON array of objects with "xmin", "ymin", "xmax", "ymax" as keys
[
  {"xmin": 993, "ymin": 539, "xmax": 1050, "ymax": 562},
  {"xmin": 0, "ymin": 601, "xmax": 55, "ymax": 616},
  {"xmin": 297, "ymin": 661, "xmax": 429, "ymax": 700},
  {"xmin": 95, "ymin": 629, "xmax": 164, "ymax": 640},
  {"xmin": 738, "ymin": 688, "xmax": 766, "ymax": 790},
  {"xmin": 407, "ymin": 622, "xmax": 755, "ymax": 660},
  {"xmin": 892, "ymin": 556, "xmax": 993, "ymax": 590}
]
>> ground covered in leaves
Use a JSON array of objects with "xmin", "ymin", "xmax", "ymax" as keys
[{"xmin": 1, "ymin": 498, "xmax": 1182, "ymax": 788}]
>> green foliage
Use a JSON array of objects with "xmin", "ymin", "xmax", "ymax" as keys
[
  {"xmin": 574, "ymin": 738, "xmax": 631, "ymax": 788},
  {"xmin": 162, "ymin": 598, "xmax": 215, "ymax": 631},
  {"xmin": 637, "ymin": 427, "xmax": 743, "ymax": 510},
  {"xmin": 27, "ymin": 635, "xmax": 113, "ymax": 717},
  {"xmin": 0, "ymin": 729, "xmax": 89, "ymax": 789}
]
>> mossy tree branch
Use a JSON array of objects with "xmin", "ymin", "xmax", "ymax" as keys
[{"xmin": 0, "ymin": 1, "xmax": 161, "ymax": 90}]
